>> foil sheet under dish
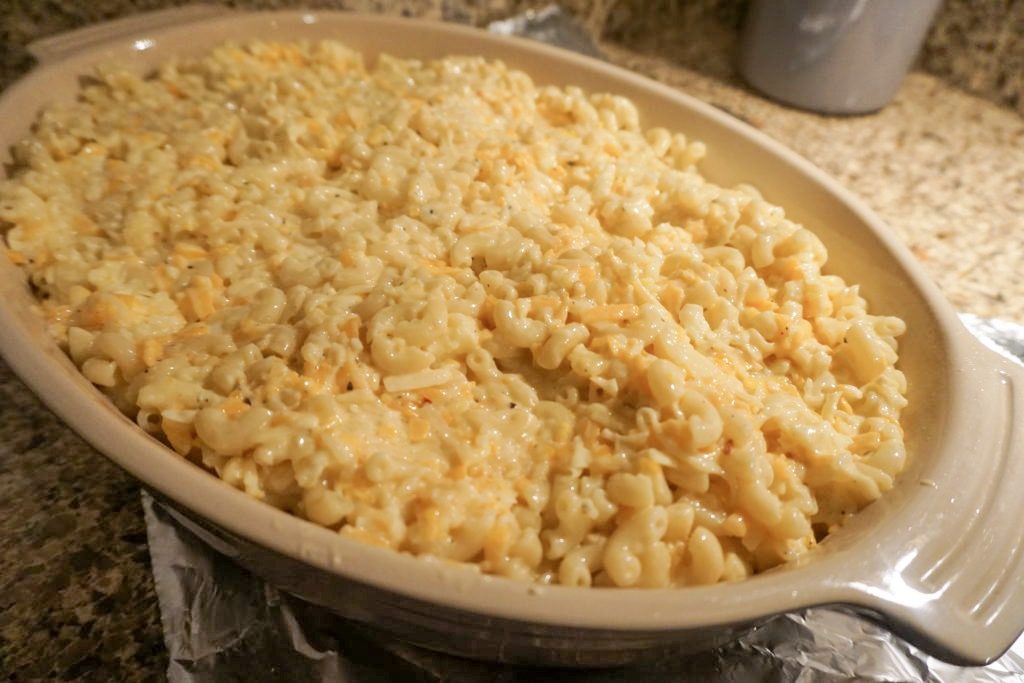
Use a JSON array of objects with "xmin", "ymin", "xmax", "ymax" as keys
[{"xmin": 142, "ymin": 6, "xmax": 1024, "ymax": 681}]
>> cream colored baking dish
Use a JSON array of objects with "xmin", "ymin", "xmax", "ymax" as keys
[{"xmin": 2, "ymin": 9, "xmax": 1023, "ymax": 667}]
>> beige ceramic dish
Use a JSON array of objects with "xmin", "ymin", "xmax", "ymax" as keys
[{"xmin": 2, "ymin": 8, "xmax": 1023, "ymax": 667}]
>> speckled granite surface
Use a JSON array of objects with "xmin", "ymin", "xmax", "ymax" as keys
[
  {"xmin": 601, "ymin": 42, "xmax": 1024, "ymax": 319},
  {"xmin": 3, "ymin": 0, "xmax": 1024, "ymax": 114},
  {"xmin": 921, "ymin": 0, "xmax": 1024, "ymax": 116},
  {"xmin": 0, "ymin": 361, "xmax": 167, "ymax": 680},
  {"xmin": 1, "ymin": 2, "xmax": 1023, "ymax": 680}
]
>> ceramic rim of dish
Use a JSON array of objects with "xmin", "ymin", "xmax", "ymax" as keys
[{"xmin": 1, "ymin": 9, "xmax": 1023, "ymax": 666}]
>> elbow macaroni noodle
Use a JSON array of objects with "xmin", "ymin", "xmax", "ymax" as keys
[{"xmin": 0, "ymin": 41, "xmax": 908, "ymax": 587}]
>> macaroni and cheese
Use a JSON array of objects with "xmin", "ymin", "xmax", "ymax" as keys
[{"xmin": 0, "ymin": 41, "xmax": 908, "ymax": 587}]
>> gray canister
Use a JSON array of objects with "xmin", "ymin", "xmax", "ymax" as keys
[{"xmin": 739, "ymin": 0, "xmax": 943, "ymax": 114}]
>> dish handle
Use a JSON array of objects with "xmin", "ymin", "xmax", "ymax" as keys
[
  {"xmin": 845, "ymin": 351, "xmax": 1024, "ymax": 665},
  {"xmin": 27, "ymin": 5, "xmax": 233, "ymax": 66}
]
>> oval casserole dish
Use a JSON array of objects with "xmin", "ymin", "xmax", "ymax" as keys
[{"xmin": 1, "ymin": 9, "xmax": 1023, "ymax": 667}]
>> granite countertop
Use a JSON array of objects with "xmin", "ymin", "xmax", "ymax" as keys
[{"xmin": 1, "ymin": 4, "xmax": 1023, "ymax": 681}]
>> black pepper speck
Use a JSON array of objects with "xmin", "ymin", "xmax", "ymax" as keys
[{"xmin": 0, "ymin": 1, "xmax": 1020, "ymax": 679}]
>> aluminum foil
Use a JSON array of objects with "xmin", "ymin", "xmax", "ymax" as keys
[
  {"xmin": 144, "ymin": 469, "xmax": 1024, "ymax": 683},
  {"xmin": 959, "ymin": 314, "xmax": 1024, "ymax": 369},
  {"xmin": 143, "ymin": 311, "xmax": 1024, "ymax": 682},
  {"xmin": 141, "ymin": 6, "xmax": 1024, "ymax": 681},
  {"xmin": 486, "ymin": 5, "xmax": 605, "ymax": 60}
]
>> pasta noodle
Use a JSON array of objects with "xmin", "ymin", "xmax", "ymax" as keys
[{"xmin": 0, "ymin": 40, "xmax": 908, "ymax": 587}]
